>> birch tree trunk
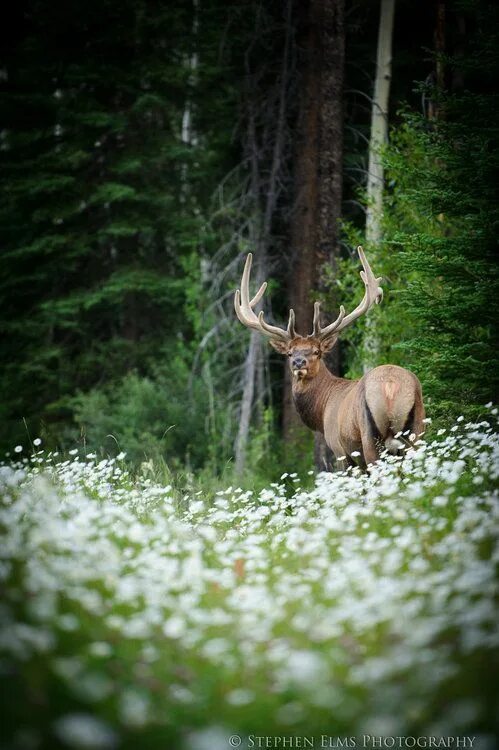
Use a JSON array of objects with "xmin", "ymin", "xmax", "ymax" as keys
[
  {"xmin": 363, "ymin": 0, "xmax": 395, "ymax": 371},
  {"xmin": 366, "ymin": 0, "xmax": 395, "ymax": 246}
]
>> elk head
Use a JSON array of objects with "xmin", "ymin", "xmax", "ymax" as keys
[{"xmin": 234, "ymin": 247, "xmax": 383, "ymax": 382}]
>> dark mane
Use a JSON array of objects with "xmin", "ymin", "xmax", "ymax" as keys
[{"xmin": 293, "ymin": 387, "xmax": 325, "ymax": 433}]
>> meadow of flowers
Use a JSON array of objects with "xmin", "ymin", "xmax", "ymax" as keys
[{"xmin": 0, "ymin": 416, "xmax": 498, "ymax": 750}]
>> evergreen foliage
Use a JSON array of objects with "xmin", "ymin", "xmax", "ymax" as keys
[
  {"xmin": 339, "ymin": 0, "xmax": 498, "ymax": 424},
  {"xmin": 0, "ymin": 0, "xmax": 497, "ymax": 469},
  {"xmin": 383, "ymin": 108, "xmax": 499, "ymax": 421},
  {"xmin": 0, "ymin": 0, "xmax": 237, "ymax": 454}
]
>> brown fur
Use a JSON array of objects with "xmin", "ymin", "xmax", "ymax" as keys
[{"xmin": 278, "ymin": 338, "xmax": 425, "ymax": 468}]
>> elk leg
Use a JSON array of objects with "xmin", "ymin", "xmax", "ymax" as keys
[
  {"xmin": 361, "ymin": 436, "xmax": 379, "ymax": 465},
  {"xmin": 335, "ymin": 454, "xmax": 356, "ymax": 472},
  {"xmin": 360, "ymin": 402, "xmax": 381, "ymax": 465},
  {"xmin": 412, "ymin": 387, "xmax": 426, "ymax": 439},
  {"xmin": 401, "ymin": 386, "xmax": 426, "ymax": 444}
]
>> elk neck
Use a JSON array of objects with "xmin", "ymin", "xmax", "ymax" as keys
[{"xmin": 291, "ymin": 360, "xmax": 339, "ymax": 434}]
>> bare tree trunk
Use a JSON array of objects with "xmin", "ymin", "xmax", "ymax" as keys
[
  {"xmin": 423, "ymin": 0, "xmax": 448, "ymax": 121},
  {"xmin": 288, "ymin": 0, "xmax": 325, "ymax": 338},
  {"xmin": 181, "ymin": 0, "xmax": 199, "ymax": 147},
  {"xmin": 314, "ymin": 0, "xmax": 345, "ymax": 471},
  {"xmin": 451, "ymin": 10, "xmax": 465, "ymax": 93},
  {"xmin": 180, "ymin": 0, "xmax": 199, "ymax": 200},
  {"xmin": 234, "ymin": 1, "xmax": 292, "ymax": 477},
  {"xmin": 285, "ymin": 0, "xmax": 345, "ymax": 471},
  {"xmin": 255, "ymin": 342, "xmax": 266, "ymax": 424},
  {"xmin": 435, "ymin": 0, "xmax": 446, "ymax": 98},
  {"xmin": 233, "ymin": 98, "xmax": 264, "ymax": 478},
  {"xmin": 365, "ymin": 0, "xmax": 395, "ymax": 246},
  {"xmin": 363, "ymin": 0, "xmax": 395, "ymax": 372},
  {"xmin": 283, "ymin": 0, "xmax": 320, "ymax": 446},
  {"xmin": 234, "ymin": 328, "xmax": 260, "ymax": 476}
]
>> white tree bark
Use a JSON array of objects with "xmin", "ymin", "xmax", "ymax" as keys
[
  {"xmin": 366, "ymin": 0, "xmax": 395, "ymax": 246},
  {"xmin": 363, "ymin": 0, "xmax": 395, "ymax": 371},
  {"xmin": 234, "ymin": 328, "xmax": 260, "ymax": 477},
  {"xmin": 181, "ymin": 0, "xmax": 199, "ymax": 147}
]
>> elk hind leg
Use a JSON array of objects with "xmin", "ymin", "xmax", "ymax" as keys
[
  {"xmin": 403, "ymin": 386, "xmax": 426, "ymax": 443},
  {"xmin": 361, "ymin": 434, "xmax": 379, "ymax": 466},
  {"xmin": 362, "ymin": 404, "xmax": 382, "ymax": 465},
  {"xmin": 411, "ymin": 386, "xmax": 426, "ymax": 440}
]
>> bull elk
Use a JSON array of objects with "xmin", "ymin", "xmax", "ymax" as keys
[{"xmin": 234, "ymin": 247, "xmax": 425, "ymax": 468}]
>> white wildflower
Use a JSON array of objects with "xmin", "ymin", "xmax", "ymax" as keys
[
  {"xmin": 88, "ymin": 642, "xmax": 112, "ymax": 658},
  {"xmin": 186, "ymin": 727, "xmax": 234, "ymax": 750},
  {"xmin": 225, "ymin": 688, "xmax": 254, "ymax": 706},
  {"xmin": 119, "ymin": 689, "xmax": 149, "ymax": 727},
  {"xmin": 162, "ymin": 616, "xmax": 185, "ymax": 639},
  {"xmin": 433, "ymin": 495, "xmax": 448, "ymax": 507},
  {"xmin": 53, "ymin": 714, "xmax": 118, "ymax": 749}
]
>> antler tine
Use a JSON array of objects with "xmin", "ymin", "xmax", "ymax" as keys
[
  {"xmin": 333, "ymin": 246, "xmax": 383, "ymax": 333},
  {"xmin": 310, "ymin": 301, "xmax": 346, "ymax": 340},
  {"xmin": 249, "ymin": 281, "xmax": 267, "ymax": 307},
  {"xmin": 312, "ymin": 301, "xmax": 321, "ymax": 337},
  {"xmin": 256, "ymin": 309, "xmax": 291, "ymax": 340},
  {"xmin": 311, "ymin": 246, "xmax": 382, "ymax": 344},
  {"xmin": 234, "ymin": 253, "xmax": 291, "ymax": 342},
  {"xmin": 235, "ymin": 248, "xmax": 382, "ymax": 347}
]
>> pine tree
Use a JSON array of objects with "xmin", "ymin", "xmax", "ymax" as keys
[
  {"xmin": 368, "ymin": 0, "xmax": 499, "ymax": 421},
  {"xmin": 0, "ymin": 0, "xmax": 237, "ymax": 452}
]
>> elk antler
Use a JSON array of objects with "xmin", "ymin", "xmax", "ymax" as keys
[
  {"xmin": 312, "ymin": 246, "xmax": 383, "ymax": 344},
  {"xmin": 234, "ymin": 253, "xmax": 294, "ymax": 342},
  {"xmin": 234, "ymin": 246, "xmax": 383, "ymax": 345}
]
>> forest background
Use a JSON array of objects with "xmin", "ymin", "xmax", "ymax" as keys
[{"xmin": 1, "ymin": 0, "xmax": 498, "ymax": 483}]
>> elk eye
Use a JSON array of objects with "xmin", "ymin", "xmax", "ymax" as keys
[
  {"xmin": 314, "ymin": 350, "xmax": 320, "ymax": 356},
  {"xmin": 287, "ymin": 352, "xmax": 292, "ymax": 357}
]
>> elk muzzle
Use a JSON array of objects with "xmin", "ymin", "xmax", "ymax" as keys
[{"xmin": 291, "ymin": 355, "xmax": 308, "ymax": 379}]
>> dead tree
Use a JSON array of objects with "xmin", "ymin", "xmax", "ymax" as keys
[{"xmin": 227, "ymin": 2, "xmax": 293, "ymax": 476}]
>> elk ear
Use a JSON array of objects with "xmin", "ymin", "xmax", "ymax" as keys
[
  {"xmin": 320, "ymin": 336, "xmax": 337, "ymax": 353},
  {"xmin": 269, "ymin": 339, "xmax": 289, "ymax": 355}
]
